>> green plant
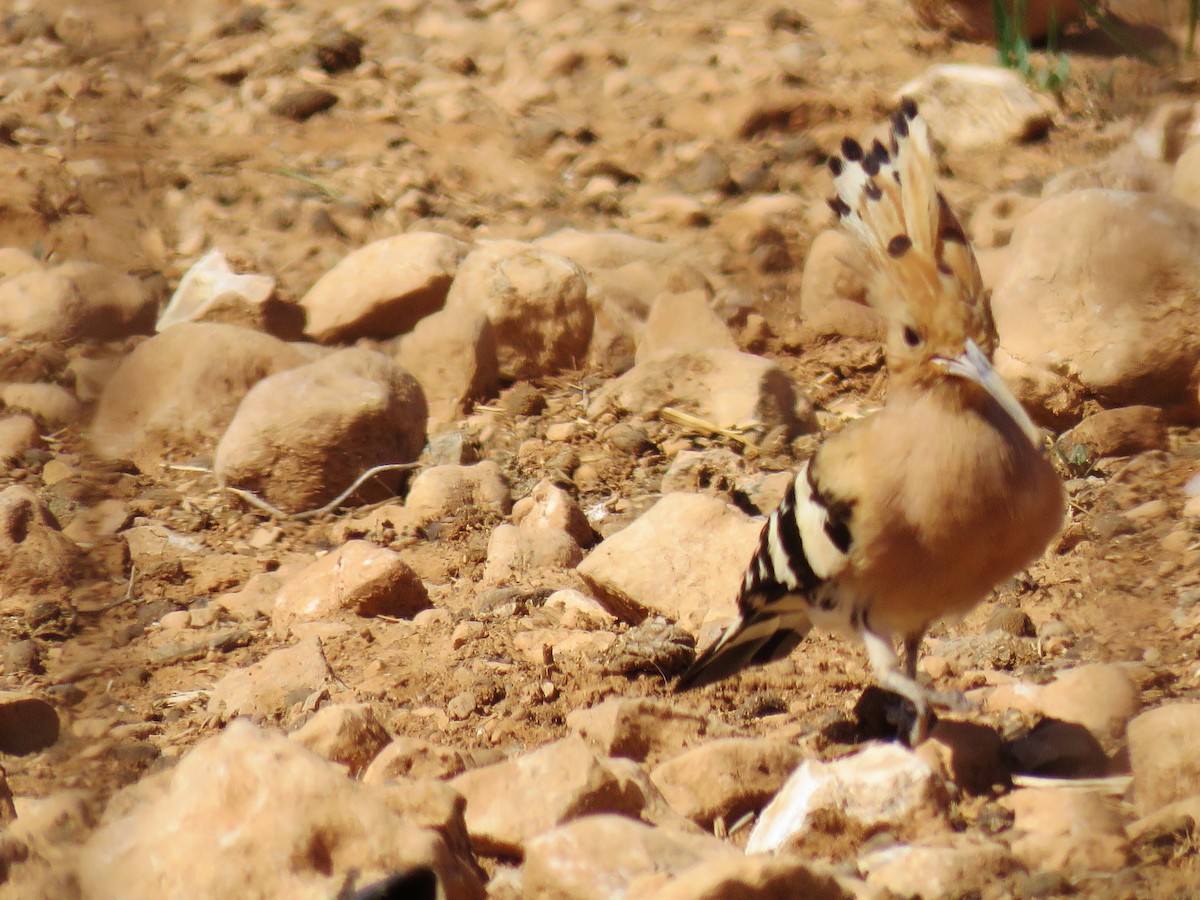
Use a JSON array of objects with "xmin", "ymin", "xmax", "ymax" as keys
[{"xmin": 991, "ymin": 0, "xmax": 1071, "ymax": 91}]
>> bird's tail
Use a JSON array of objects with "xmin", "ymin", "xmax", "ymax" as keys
[
  {"xmin": 674, "ymin": 605, "xmax": 813, "ymax": 692},
  {"xmin": 826, "ymin": 98, "xmax": 994, "ymax": 355}
]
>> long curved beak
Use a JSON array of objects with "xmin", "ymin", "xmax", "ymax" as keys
[{"xmin": 934, "ymin": 339, "xmax": 1044, "ymax": 448}]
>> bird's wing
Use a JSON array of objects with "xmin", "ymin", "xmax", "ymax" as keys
[{"xmin": 675, "ymin": 454, "xmax": 855, "ymax": 691}]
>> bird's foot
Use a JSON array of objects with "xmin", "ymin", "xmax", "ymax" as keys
[{"xmin": 926, "ymin": 687, "xmax": 972, "ymax": 714}]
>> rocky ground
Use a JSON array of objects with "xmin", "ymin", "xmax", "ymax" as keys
[{"xmin": 1, "ymin": 0, "xmax": 1200, "ymax": 897}]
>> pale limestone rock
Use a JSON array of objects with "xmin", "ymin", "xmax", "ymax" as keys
[
  {"xmin": 1001, "ymin": 787, "xmax": 1131, "ymax": 872},
  {"xmin": 0, "ymin": 414, "xmax": 41, "ymax": 460},
  {"xmin": 636, "ymin": 289, "xmax": 736, "ymax": 363},
  {"xmin": 577, "ymin": 492, "xmax": 761, "ymax": 628},
  {"xmin": 288, "ymin": 702, "xmax": 391, "ymax": 777},
  {"xmin": 567, "ymin": 697, "xmax": 721, "ymax": 764},
  {"xmin": 449, "ymin": 734, "xmax": 644, "ymax": 857},
  {"xmin": 77, "ymin": 720, "xmax": 485, "ymax": 899},
  {"xmin": 404, "ymin": 461, "xmax": 511, "ymax": 527},
  {"xmin": 649, "ymin": 738, "xmax": 806, "ymax": 828},
  {"xmin": 445, "ymin": 240, "xmax": 593, "ymax": 380},
  {"xmin": 272, "ymin": 541, "xmax": 430, "ymax": 636},
  {"xmin": 1, "ymin": 382, "xmax": 81, "ymax": 427},
  {"xmin": 512, "ymin": 479, "xmax": 593, "ymax": 548},
  {"xmin": 1035, "ymin": 664, "xmax": 1140, "ymax": 744},
  {"xmin": 897, "ymin": 64, "xmax": 1054, "ymax": 150},
  {"xmin": 393, "ymin": 308, "xmax": 499, "ymax": 429},
  {"xmin": 589, "ymin": 349, "xmax": 812, "ymax": 443},
  {"xmin": 481, "ymin": 523, "xmax": 583, "ymax": 585},
  {"xmin": 993, "ymin": 190, "xmax": 1200, "ymax": 421},
  {"xmin": 363, "ymin": 737, "xmax": 474, "ymax": 783},
  {"xmin": 1058, "ymin": 407, "xmax": 1168, "ymax": 458},
  {"xmin": 215, "ymin": 347, "xmax": 427, "ymax": 513},
  {"xmin": 0, "ymin": 261, "xmax": 153, "ymax": 342},
  {"xmin": 858, "ymin": 836, "xmax": 1020, "ymax": 899},
  {"xmin": 90, "ymin": 323, "xmax": 311, "ymax": 468},
  {"xmin": 1129, "ymin": 703, "xmax": 1200, "ymax": 814},
  {"xmin": 521, "ymin": 814, "xmax": 738, "ymax": 899},
  {"xmin": 798, "ymin": 229, "xmax": 881, "ymax": 341},
  {"xmin": 207, "ymin": 637, "xmax": 335, "ymax": 723},
  {"xmin": 0, "ymin": 485, "xmax": 85, "ymax": 595},
  {"xmin": 746, "ymin": 743, "xmax": 951, "ymax": 854},
  {"xmin": 633, "ymin": 855, "xmax": 848, "ymax": 900},
  {"xmin": 300, "ymin": 232, "xmax": 466, "ymax": 343}
]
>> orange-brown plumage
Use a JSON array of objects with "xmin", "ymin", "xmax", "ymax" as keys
[{"xmin": 676, "ymin": 100, "xmax": 1065, "ymax": 744}]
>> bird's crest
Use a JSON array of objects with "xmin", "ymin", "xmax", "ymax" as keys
[{"xmin": 827, "ymin": 98, "xmax": 996, "ymax": 358}]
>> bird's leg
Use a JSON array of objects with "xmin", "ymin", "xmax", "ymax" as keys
[
  {"xmin": 903, "ymin": 632, "xmax": 972, "ymax": 714},
  {"xmin": 862, "ymin": 629, "xmax": 931, "ymax": 746}
]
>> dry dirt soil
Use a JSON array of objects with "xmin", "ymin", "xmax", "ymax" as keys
[{"xmin": 1, "ymin": 0, "xmax": 1199, "ymax": 897}]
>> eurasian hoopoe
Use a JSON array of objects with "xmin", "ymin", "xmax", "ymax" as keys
[{"xmin": 675, "ymin": 100, "xmax": 1065, "ymax": 745}]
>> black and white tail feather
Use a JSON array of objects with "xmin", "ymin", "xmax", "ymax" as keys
[
  {"xmin": 674, "ymin": 460, "xmax": 850, "ymax": 691},
  {"xmin": 675, "ymin": 99, "xmax": 957, "ymax": 694}
]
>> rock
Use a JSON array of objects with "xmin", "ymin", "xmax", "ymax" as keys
[
  {"xmin": 1008, "ymin": 718, "xmax": 1110, "ymax": 779},
  {"xmin": 649, "ymin": 738, "xmax": 806, "ymax": 828},
  {"xmin": 1173, "ymin": 141, "xmax": 1200, "ymax": 207},
  {"xmin": 0, "ymin": 414, "xmax": 40, "ymax": 460},
  {"xmin": 512, "ymin": 479, "xmax": 593, "ymax": 548},
  {"xmin": 0, "ymin": 247, "xmax": 41, "ymax": 281},
  {"xmin": 1126, "ymin": 794, "xmax": 1200, "ymax": 846},
  {"xmin": 534, "ymin": 228, "xmax": 682, "ymax": 272},
  {"xmin": 567, "ymin": 698, "xmax": 718, "ymax": 763},
  {"xmin": 969, "ymin": 190, "xmax": 1041, "ymax": 248},
  {"xmin": 0, "ymin": 692, "xmax": 59, "ymax": 755},
  {"xmin": 215, "ymin": 348, "xmax": 427, "ymax": 513},
  {"xmin": 90, "ymin": 323, "xmax": 311, "ymax": 467},
  {"xmin": 271, "ymin": 87, "xmax": 338, "ymax": 121},
  {"xmin": 746, "ymin": 743, "xmax": 950, "ymax": 854},
  {"xmin": 858, "ymin": 835, "xmax": 1019, "ymax": 899},
  {"xmin": 481, "ymin": 523, "xmax": 583, "ymax": 584},
  {"xmin": 636, "ymin": 290, "xmax": 736, "ymax": 363},
  {"xmin": 1128, "ymin": 703, "xmax": 1200, "ymax": 814},
  {"xmin": 393, "ymin": 308, "xmax": 499, "ymax": 429},
  {"xmin": 897, "ymin": 64, "xmax": 1054, "ymax": 150},
  {"xmin": 404, "ymin": 461, "xmax": 511, "ymax": 527},
  {"xmin": 444, "ymin": 240, "xmax": 593, "ymax": 380},
  {"xmin": 273, "ymin": 541, "xmax": 431, "ymax": 636},
  {"xmin": 798, "ymin": 229, "xmax": 882, "ymax": 340},
  {"xmin": 78, "ymin": 720, "xmax": 484, "ymax": 899},
  {"xmin": 0, "ymin": 260, "xmax": 153, "ymax": 341},
  {"xmin": 589, "ymin": 349, "xmax": 812, "ymax": 445},
  {"xmin": 661, "ymin": 448, "xmax": 745, "ymax": 498},
  {"xmin": 636, "ymin": 855, "xmax": 848, "ymax": 900},
  {"xmin": 1, "ymin": 382, "xmax": 81, "ymax": 427},
  {"xmin": 1001, "ymin": 787, "xmax": 1130, "ymax": 872},
  {"xmin": 992, "ymin": 191, "xmax": 1200, "ymax": 420},
  {"xmin": 909, "ymin": 0, "xmax": 1082, "ymax": 41},
  {"xmin": 1058, "ymin": 406, "xmax": 1169, "ymax": 458},
  {"xmin": 207, "ymin": 636, "xmax": 335, "ymax": 723},
  {"xmin": 544, "ymin": 589, "xmax": 618, "ymax": 629},
  {"xmin": 0, "ymin": 485, "xmax": 86, "ymax": 595},
  {"xmin": 918, "ymin": 720, "xmax": 1008, "ymax": 795},
  {"xmin": 289, "ymin": 702, "xmax": 391, "ymax": 776},
  {"xmin": 300, "ymin": 232, "xmax": 466, "ymax": 343},
  {"xmin": 61, "ymin": 498, "xmax": 131, "ymax": 545},
  {"xmin": 522, "ymin": 814, "xmax": 739, "ymax": 899},
  {"xmin": 449, "ymin": 734, "xmax": 643, "ymax": 857},
  {"xmin": 157, "ymin": 248, "xmax": 277, "ymax": 333},
  {"xmin": 364, "ymin": 737, "xmax": 474, "ymax": 783},
  {"xmin": 1133, "ymin": 100, "xmax": 1200, "ymax": 164},
  {"xmin": 577, "ymin": 492, "xmax": 761, "ymax": 628},
  {"xmin": 1035, "ymin": 664, "xmax": 1140, "ymax": 744}
]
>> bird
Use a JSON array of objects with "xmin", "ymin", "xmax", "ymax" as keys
[{"xmin": 674, "ymin": 99, "xmax": 1065, "ymax": 745}]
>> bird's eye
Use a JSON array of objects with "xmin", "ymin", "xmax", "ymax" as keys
[{"xmin": 902, "ymin": 326, "xmax": 922, "ymax": 348}]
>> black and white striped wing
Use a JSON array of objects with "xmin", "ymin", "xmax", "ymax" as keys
[{"xmin": 675, "ymin": 459, "xmax": 854, "ymax": 691}]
